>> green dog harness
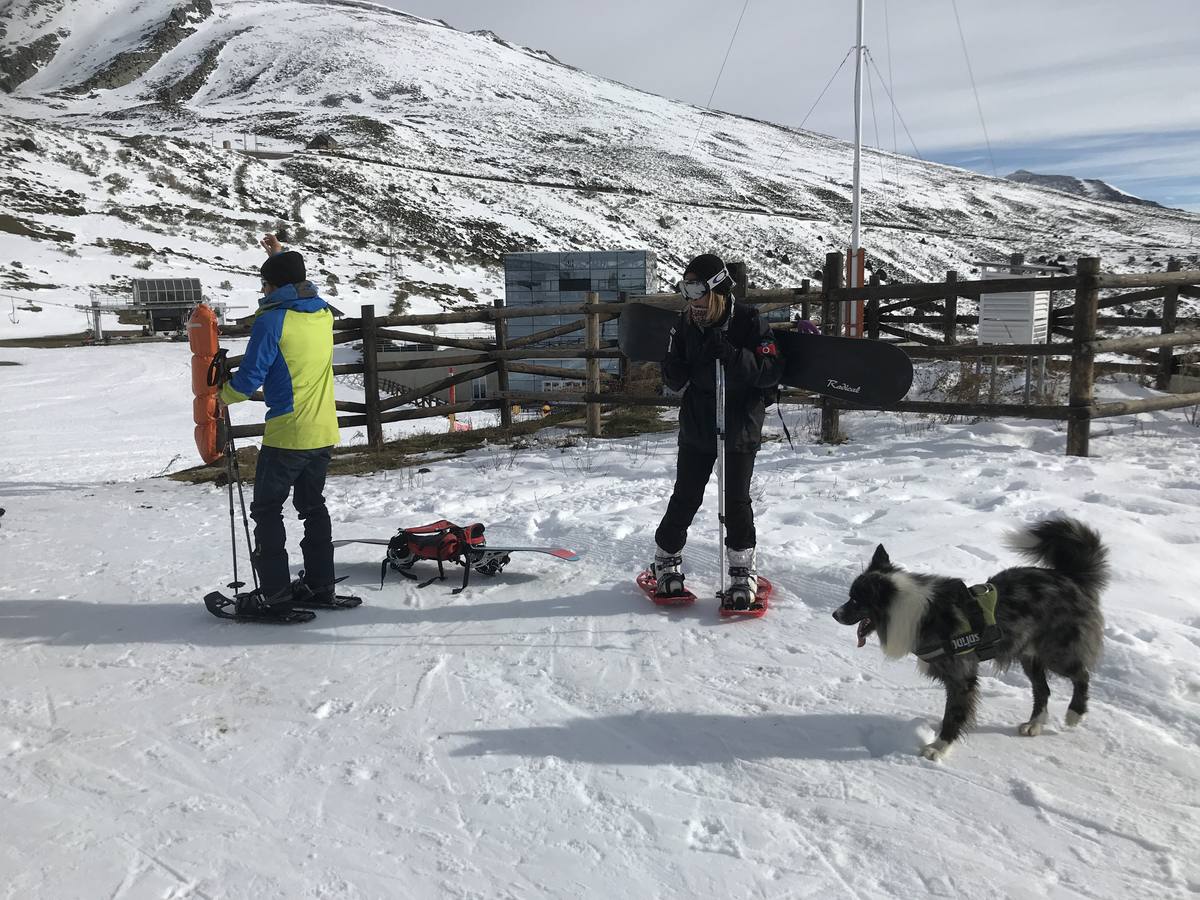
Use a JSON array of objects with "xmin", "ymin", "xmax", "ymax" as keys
[{"xmin": 915, "ymin": 582, "xmax": 1004, "ymax": 662}]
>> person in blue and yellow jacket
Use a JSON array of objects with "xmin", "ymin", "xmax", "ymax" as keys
[{"xmin": 219, "ymin": 235, "xmax": 343, "ymax": 613}]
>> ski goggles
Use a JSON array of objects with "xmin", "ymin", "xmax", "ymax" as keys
[{"xmin": 680, "ymin": 266, "xmax": 730, "ymax": 301}]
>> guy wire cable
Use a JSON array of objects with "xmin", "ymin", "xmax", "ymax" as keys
[
  {"xmin": 690, "ymin": 0, "xmax": 753, "ymax": 150},
  {"xmin": 770, "ymin": 45, "xmax": 856, "ymax": 167},
  {"xmin": 865, "ymin": 49, "xmax": 922, "ymax": 160},
  {"xmin": 883, "ymin": 0, "xmax": 900, "ymax": 182},
  {"xmin": 949, "ymin": 0, "xmax": 998, "ymax": 177},
  {"xmin": 865, "ymin": 54, "xmax": 887, "ymax": 184}
]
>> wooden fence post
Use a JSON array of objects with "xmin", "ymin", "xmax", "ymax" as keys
[
  {"xmin": 1067, "ymin": 257, "xmax": 1101, "ymax": 457},
  {"xmin": 1157, "ymin": 257, "xmax": 1181, "ymax": 390},
  {"xmin": 821, "ymin": 252, "xmax": 843, "ymax": 443},
  {"xmin": 585, "ymin": 291, "xmax": 602, "ymax": 437},
  {"xmin": 360, "ymin": 304, "xmax": 384, "ymax": 451},
  {"xmin": 492, "ymin": 297, "xmax": 513, "ymax": 433},
  {"xmin": 943, "ymin": 270, "xmax": 958, "ymax": 345}
]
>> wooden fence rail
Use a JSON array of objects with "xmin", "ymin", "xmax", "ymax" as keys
[{"xmin": 219, "ymin": 254, "xmax": 1200, "ymax": 457}]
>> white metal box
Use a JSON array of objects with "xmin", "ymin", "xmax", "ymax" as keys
[{"xmin": 978, "ymin": 270, "xmax": 1050, "ymax": 345}]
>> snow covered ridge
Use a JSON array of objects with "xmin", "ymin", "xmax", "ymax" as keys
[
  {"xmin": 1006, "ymin": 170, "xmax": 1167, "ymax": 210},
  {"xmin": 1, "ymin": 1, "xmax": 1198, "ymax": 338}
]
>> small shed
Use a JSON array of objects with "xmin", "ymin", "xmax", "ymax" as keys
[{"xmin": 306, "ymin": 133, "xmax": 339, "ymax": 151}]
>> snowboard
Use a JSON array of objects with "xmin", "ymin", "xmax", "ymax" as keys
[
  {"xmin": 333, "ymin": 539, "xmax": 578, "ymax": 562},
  {"xmin": 617, "ymin": 302, "xmax": 914, "ymax": 405},
  {"xmin": 334, "ymin": 538, "xmax": 579, "ymax": 582}
]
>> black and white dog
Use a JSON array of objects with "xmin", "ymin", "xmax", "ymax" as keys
[{"xmin": 833, "ymin": 516, "xmax": 1109, "ymax": 761}]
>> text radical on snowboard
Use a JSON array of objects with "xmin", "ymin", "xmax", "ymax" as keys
[{"xmin": 617, "ymin": 302, "xmax": 914, "ymax": 405}]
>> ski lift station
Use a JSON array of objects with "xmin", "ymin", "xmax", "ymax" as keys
[
  {"xmin": 503, "ymin": 250, "xmax": 657, "ymax": 392},
  {"xmin": 130, "ymin": 278, "xmax": 208, "ymax": 334}
]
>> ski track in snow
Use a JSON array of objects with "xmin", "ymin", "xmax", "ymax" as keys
[{"xmin": 1, "ymin": 349, "xmax": 1199, "ymax": 898}]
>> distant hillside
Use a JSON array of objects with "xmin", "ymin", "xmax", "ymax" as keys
[
  {"xmin": 0, "ymin": 0, "xmax": 1197, "ymax": 336},
  {"xmin": 1005, "ymin": 169, "xmax": 1166, "ymax": 209}
]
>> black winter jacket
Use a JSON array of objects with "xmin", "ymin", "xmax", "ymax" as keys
[{"xmin": 661, "ymin": 301, "xmax": 783, "ymax": 453}]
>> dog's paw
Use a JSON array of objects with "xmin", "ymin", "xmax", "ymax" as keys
[
  {"xmin": 1064, "ymin": 710, "xmax": 1084, "ymax": 728},
  {"xmin": 920, "ymin": 739, "xmax": 952, "ymax": 761},
  {"xmin": 1018, "ymin": 711, "xmax": 1048, "ymax": 736}
]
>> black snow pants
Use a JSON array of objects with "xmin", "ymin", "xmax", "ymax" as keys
[
  {"xmin": 654, "ymin": 447, "xmax": 757, "ymax": 554},
  {"xmin": 250, "ymin": 445, "xmax": 335, "ymax": 598}
]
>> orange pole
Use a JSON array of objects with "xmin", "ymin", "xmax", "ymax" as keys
[{"xmin": 844, "ymin": 248, "xmax": 866, "ymax": 338}]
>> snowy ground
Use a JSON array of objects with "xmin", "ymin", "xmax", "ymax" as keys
[{"xmin": 1, "ymin": 345, "xmax": 1198, "ymax": 898}]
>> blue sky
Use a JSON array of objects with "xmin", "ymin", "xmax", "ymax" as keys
[
  {"xmin": 384, "ymin": 0, "xmax": 1200, "ymax": 212},
  {"xmin": 930, "ymin": 130, "xmax": 1200, "ymax": 212}
]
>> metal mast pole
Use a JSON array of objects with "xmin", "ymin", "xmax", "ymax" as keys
[
  {"xmin": 851, "ymin": 0, "xmax": 865, "ymax": 262},
  {"xmin": 715, "ymin": 358, "xmax": 727, "ymax": 601}
]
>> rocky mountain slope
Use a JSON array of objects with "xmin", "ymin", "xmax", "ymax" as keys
[
  {"xmin": 1, "ymin": 0, "xmax": 1196, "ymax": 333},
  {"xmin": 1005, "ymin": 169, "xmax": 1167, "ymax": 210}
]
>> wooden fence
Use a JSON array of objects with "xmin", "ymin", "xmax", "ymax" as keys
[{"xmin": 222, "ymin": 253, "xmax": 1200, "ymax": 458}]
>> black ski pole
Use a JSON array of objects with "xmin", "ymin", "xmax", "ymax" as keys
[
  {"xmin": 224, "ymin": 436, "xmax": 242, "ymax": 591},
  {"xmin": 224, "ymin": 406, "xmax": 260, "ymax": 594}
]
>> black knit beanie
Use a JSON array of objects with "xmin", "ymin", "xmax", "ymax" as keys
[
  {"xmin": 260, "ymin": 250, "xmax": 306, "ymax": 288},
  {"xmin": 683, "ymin": 253, "xmax": 732, "ymax": 295}
]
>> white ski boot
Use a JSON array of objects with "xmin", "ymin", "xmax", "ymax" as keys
[
  {"xmin": 650, "ymin": 544, "xmax": 686, "ymax": 598},
  {"xmin": 723, "ymin": 547, "xmax": 759, "ymax": 610}
]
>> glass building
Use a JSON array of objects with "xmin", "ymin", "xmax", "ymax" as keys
[{"xmin": 503, "ymin": 250, "xmax": 658, "ymax": 392}]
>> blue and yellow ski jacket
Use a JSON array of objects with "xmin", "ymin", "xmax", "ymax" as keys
[{"xmin": 219, "ymin": 282, "xmax": 340, "ymax": 450}]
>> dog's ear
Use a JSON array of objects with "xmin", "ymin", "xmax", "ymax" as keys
[{"xmin": 869, "ymin": 544, "xmax": 891, "ymax": 570}]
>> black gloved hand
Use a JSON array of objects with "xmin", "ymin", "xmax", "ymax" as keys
[
  {"xmin": 716, "ymin": 336, "xmax": 740, "ymax": 366},
  {"xmin": 698, "ymin": 328, "xmax": 739, "ymax": 366}
]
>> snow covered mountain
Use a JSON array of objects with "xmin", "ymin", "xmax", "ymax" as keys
[
  {"xmin": 1, "ymin": 0, "xmax": 1197, "ymax": 334},
  {"xmin": 1005, "ymin": 170, "xmax": 1166, "ymax": 209}
]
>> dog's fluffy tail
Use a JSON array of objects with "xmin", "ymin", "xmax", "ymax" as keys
[{"xmin": 1005, "ymin": 515, "xmax": 1110, "ymax": 600}]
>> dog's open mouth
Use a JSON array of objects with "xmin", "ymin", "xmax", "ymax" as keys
[{"xmin": 856, "ymin": 617, "xmax": 875, "ymax": 648}]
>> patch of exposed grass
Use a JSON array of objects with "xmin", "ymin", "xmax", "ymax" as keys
[
  {"xmin": 0, "ymin": 331, "xmax": 93, "ymax": 348},
  {"xmin": 168, "ymin": 409, "xmax": 582, "ymax": 485},
  {"xmin": 601, "ymin": 403, "xmax": 671, "ymax": 437}
]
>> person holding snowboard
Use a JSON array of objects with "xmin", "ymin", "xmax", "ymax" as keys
[
  {"xmin": 218, "ymin": 235, "xmax": 345, "ymax": 616},
  {"xmin": 650, "ymin": 253, "xmax": 782, "ymax": 610}
]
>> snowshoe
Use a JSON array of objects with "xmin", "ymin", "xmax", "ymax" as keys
[
  {"xmin": 636, "ymin": 570, "xmax": 698, "ymax": 606},
  {"xmin": 289, "ymin": 574, "xmax": 363, "ymax": 609},
  {"xmin": 638, "ymin": 548, "xmax": 696, "ymax": 606},
  {"xmin": 718, "ymin": 577, "xmax": 773, "ymax": 618},
  {"xmin": 204, "ymin": 589, "xmax": 316, "ymax": 624},
  {"xmin": 718, "ymin": 548, "xmax": 771, "ymax": 618}
]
